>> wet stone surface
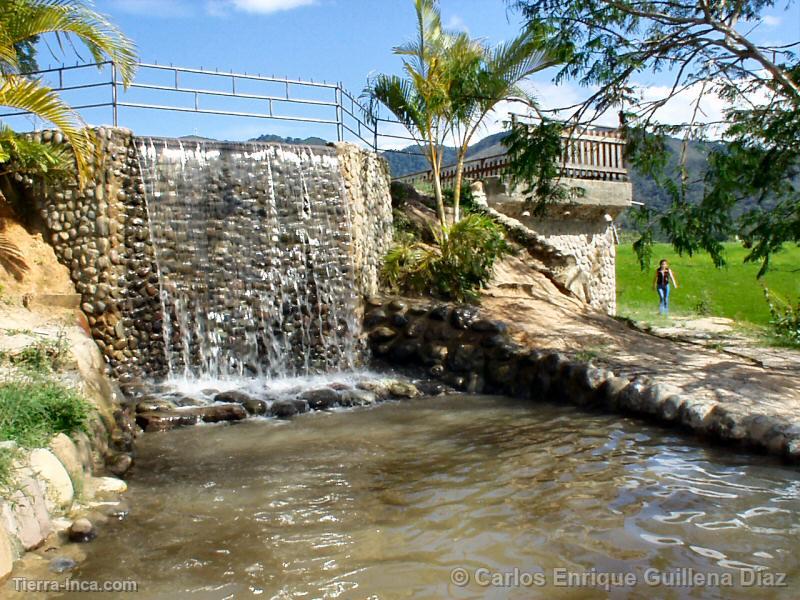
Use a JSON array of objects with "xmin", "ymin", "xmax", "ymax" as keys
[{"xmin": 128, "ymin": 374, "xmax": 449, "ymax": 433}]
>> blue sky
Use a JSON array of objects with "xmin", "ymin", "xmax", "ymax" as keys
[{"xmin": 9, "ymin": 0, "xmax": 800, "ymax": 145}]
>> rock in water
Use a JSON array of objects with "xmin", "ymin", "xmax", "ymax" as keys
[
  {"xmin": 270, "ymin": 399, "xmax": 309, "ymax": 419},
  {"xmin": 389, "ymin": 382, "xmax": 420, "ymax": 399},
  {"xmin": 68, "ymin": 518, "xmax": 96, "ymax": 543},
  {"xmin": 49, "ymin": 557, "xmax": 78, "ymax": 573},
  {"xmin": 298, "ymin": 388, "xmax": 340, "ymax": 410}
]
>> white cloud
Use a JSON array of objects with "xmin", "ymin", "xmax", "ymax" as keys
[
  {"xmin": 762, "ymin": 15, "xmax": 782, "ymax": 27},
  {"xmin": 445, "ymin": 15, "xmax": 469, "ymax": 34},
  {"xmin": 209, "ymin": 0, "xmax": 316, "ymax": 15}
]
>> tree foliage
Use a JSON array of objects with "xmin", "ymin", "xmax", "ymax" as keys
[
  {"xmin": 0, "ymin": 0, "xmax": 137, "ymax": 183},
  {"xmin": 510, "ymin": 0, "xmax": 800, "ymax": 274},
  {"xmin": 382, "ymin": 213, "xmax": 511, "ymax": 302},
  {"xmin": 365, "ymin": 0, "xmax": 551, "ymax": 230}
]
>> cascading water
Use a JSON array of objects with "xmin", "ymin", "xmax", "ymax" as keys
[{"xmin": 136, "ymin": 138, "xmax": 360, "ymax": 381}]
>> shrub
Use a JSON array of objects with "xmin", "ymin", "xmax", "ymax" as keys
[
  {"xmin": 442, "ymin": 185, "xmax": 478, "ymax": 214},
  {"xmin": 763, "ymin": 287, "xmax": 800, "ymax": 346},
  {"xmin": 0, "ymin": 378, "xmax": 92, "ymax": 448},
  {"xmin": 693, "ymin": 293, "xmax": 713, "ymax": 316},
  {"xmin": 381, "ymin": 213, "xmax": 510, "ymax": 302},
  {"xmin": 0, "ymin": 334, "xmax": 69, "ymax": 374}
]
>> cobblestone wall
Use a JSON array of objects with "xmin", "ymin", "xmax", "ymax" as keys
[
  {"xmin": 477, "ymin": 177, "xmax": 630, "ymax": 314},
  {"xmin": 29, "ymin": 128, "xmax": 393, "ymax": 380},
  {"xmin": 33, "ymin": 128, "xmax": 165, "ymax": 380},
  {"xmin": 521, "ymin": 217, "xmax": 617, "ymax": 313},
  {"xmin": 335, "ymin": 143, "xmax": 394, "ymax": 298}
]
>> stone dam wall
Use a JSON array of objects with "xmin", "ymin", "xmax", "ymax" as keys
[{"xmin": 28, "ymin": 128, "xmax": 393, "ymax": 381}]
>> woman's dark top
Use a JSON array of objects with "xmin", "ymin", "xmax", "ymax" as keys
[{"xmin": 656, "ymin": 268, "xmax": 671, "ymax": 287}]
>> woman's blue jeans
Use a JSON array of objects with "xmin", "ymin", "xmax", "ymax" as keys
[{"xmin": 657, "ymin": 284, "xmax": 670, "ymax": 315}]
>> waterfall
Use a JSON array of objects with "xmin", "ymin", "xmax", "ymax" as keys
[{"xmin": 136, "ymin": 138, "xmax": 360, "ymax": 381}]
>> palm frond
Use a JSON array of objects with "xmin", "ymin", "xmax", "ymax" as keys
[
  {"xmin": 0, "ymin": 0, "xmax": 137, "ymax": 83},
  {"xmin": 367, "ymin": 74, "xmax": 425, "ymax": 135},
  {"xmin": 0, "ymin": 75, "xmax": 90, "ymax": 180},
  {"xmin": 0, "ymin": 125, "xmax": 72, "ymax": 177}
]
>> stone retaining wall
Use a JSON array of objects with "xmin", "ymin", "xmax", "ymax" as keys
[
  {"xmin": 475, "ymin": 177, "xmax": 630, "ymax": 314},
  {"xmin": 32, "ymin": 128, "xmax": 165, "ymax": 380},
  {"xmin": 335, "ymin": 143, "xmax": 394, "ymax": 299},
  {"xmin": 26, "ymin": 129, "xmax": 393, "ymax": 380},
  {"xmin": 364, "ymin": 297, "xmax": 800, "ymax": 463}
]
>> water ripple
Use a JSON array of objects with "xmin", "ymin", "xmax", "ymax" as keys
[{"xmin": 63, "ymin": 395, "xmax": 800, "ymax": 600}]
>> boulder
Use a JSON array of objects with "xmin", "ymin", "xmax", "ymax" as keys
[
  {"xmin": 364, "ymin": 309, "xmax": 387, "ymax": 328},
  {"xmin": 388, "ymin": 299, "xmax": 407, "ymax": 313},
  {"xmin": 136, "ymin": 411, "xmax": 199, "ymax": 432},
  {"xmin": 389, "ymin": 340, "xmax": 420, "ymax": 364},
  {"xmin": 356, "ymin": 380, "xmax": 392, "ymax": 399},
  {"xmin": 339, "ymin": 390, "xmax": 377, "ymax": 407},
  {"xmin": 135, "ymin": 398, "xmax": 174, "ymax": 413},
  {"xmin": 416, "ymin": 381, "xmax": 448, "ymax": 396},
  {"xmin": 214, "ymin": 390, "xmax": 254, "ymax": 405},
  {"xmin": 2, "ymin": 477, "xmax": 51, "ymax": 550},
  {"xmin": 106, "ymin": 453, "xmax": 133, "ymax": 477},
  {"xmin": 0, "ymin": 525, "xmax": 14, "ymax": 581},
  {"xmin": 298, "ymin": 388, "xmax": 340, "ymax": 410},
  {"xmin": 448, "ymin": 344, "xmax": 483, "ymax": 373},
  {"xmin": 451, "ymin": 306, "xmax": 479, "ymax": 329},
  {"xmin": 369, "ymin": 327, "xmax": 398, "ymax": 343},
  {"xmin": 241, "ymin": 398, "xmax": 269, "ymax": 416},
  {"xmin": 84, "ymin": 476, "xmax": 127, "ymax": 499},
  {"xmin": 680, "ymin": 399, "xmax": 718, "ymax": 431},
  {"xmin": 29, "ymin": 449, "xmax": 74, "ymax": 512},
  {"xmin": 67, "ymin": 518, "xmax": 96, "ymax": 543},
  {"xmin": 389, "ymin": 382, "xmax": 420, "ymax": 399},
  {"xmin": 214, "ymin": 391, "xmax": 267, "ymax": 415},
  {"xmin": 193, "ymin": 404, "xmax": 248, "ymax": 424},
  {"xmin": 49, "ymin": 433, "xmax": 85, "ymax": 486},
  {"xmin": 49, "ymin": 557, "xmax": 78, "ymax": 574},
  {"xmin": 173, "ymin": 396, "xmax": 205, "ymax": 407},
  {"xmin": 470, "ymin": 319, "xmax": 506, "ymax": 334},
  {"xmin": 428, "ymin": 305, "xmax": 449, "ymax": 321},
  {"xmin": 270, "ymin": 399, "xmax": 309, "ymax": 419}
]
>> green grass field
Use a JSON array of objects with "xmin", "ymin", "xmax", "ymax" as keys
[{"xmin": 616, "ymin": 242, "xmax": 800, "ymax": 328}]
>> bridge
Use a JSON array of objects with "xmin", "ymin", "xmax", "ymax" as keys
[{"xmin": 391, "ymin": 127, "xmax": 628, "ymax": 186}]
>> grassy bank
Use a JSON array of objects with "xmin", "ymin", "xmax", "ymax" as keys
[
  {"xmin": 0, "ymin": 335, "xmax": 92, "ymax": 489},
  {"xmin": 616, "ymin": 242, "xmax": 800, "ymax": 327}
]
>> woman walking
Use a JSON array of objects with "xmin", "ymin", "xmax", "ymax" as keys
[{"xmin": 653, "ymin": 259, "xmax": 678, "ymax": 315}]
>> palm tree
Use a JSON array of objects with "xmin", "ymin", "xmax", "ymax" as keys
[
  {"xmin": 447, "ymin": 31, "xmax": 553, "ymax": 222},
  {"xmin": 365, "ymin": 0, "xmax": 480, "ymax": 230},
  {"xmin": 366, "ymin": 0, "xmax": 552, "ymax": 227},
  {"xmin": 0, "ymin": 0, "xmax": 137, "ymax": 183}
]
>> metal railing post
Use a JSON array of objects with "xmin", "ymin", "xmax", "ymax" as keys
[
  {"xmin": 335, "ymin": 85, "xmax": 343, "ymax": 143},
  {"xmin": 111, "ymin": 61, "xmax": 118, "ymax": 127}
]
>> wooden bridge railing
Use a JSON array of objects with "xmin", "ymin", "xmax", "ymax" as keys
[{"xmin": 392, "ymin": 128, "xmax": 628, "ymax": 186}]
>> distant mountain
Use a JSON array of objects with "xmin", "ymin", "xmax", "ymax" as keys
[
  {"xmin": 382, "ymin": 130, "xmax": 725, "ymax": 216},
  {"xmin": 179, "ymin": 135, "xmax": 218, "ymax": 142},
  {"xmin": 249, "ymin": 134, "xmax": 329, "ymax": 146},
  {"xmin": 382, "ymin": 131, "xmax": 510, "ymax": 178}
]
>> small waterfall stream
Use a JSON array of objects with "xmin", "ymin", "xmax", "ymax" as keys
[{"xmin": 136, "ymin": 138, "xmax": 360, "ymax": 381}]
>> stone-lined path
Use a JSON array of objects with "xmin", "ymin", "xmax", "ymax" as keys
[{"xmin": 480, "ymin": 266, "xmax": 800, "ymax": 462}]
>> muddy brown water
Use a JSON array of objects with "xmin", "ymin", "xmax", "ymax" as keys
[{"xmin": 58, "ymin": 395, "xmax": 799, "ymax": 599}]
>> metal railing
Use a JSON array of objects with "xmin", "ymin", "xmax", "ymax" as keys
[
  {"xmin": 393, "ymin": 127, "xmax": 628, "ymax": 186},
  {"xmin": 0, "ymin": 60, "xmax": 381, "ymax": 149},
  {"xmin": 0, "ymin": 61, "xmax": 628, "ymax": 184}
]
